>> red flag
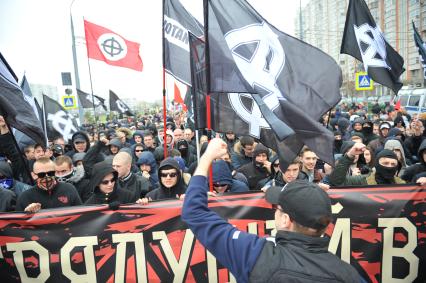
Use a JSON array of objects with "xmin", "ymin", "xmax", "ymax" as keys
[
  {"xmin": 394, "ymin": 99, "xmax": 401, "ymax": 111},
  {"xmin": 84, "ymin": 20, "xmax": 143, "ymax": 71},
  {"xmin": 174, "ymin": 82, "xmax": 187, "ymax": 111}
]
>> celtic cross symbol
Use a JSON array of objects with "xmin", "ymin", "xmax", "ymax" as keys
[{"xmin": 101, "ymin": 37, "xmax": 123, "ymax": 58}]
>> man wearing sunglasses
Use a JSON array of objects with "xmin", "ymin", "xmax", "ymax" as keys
[
  {"xmin": 182, "ymin": 138, "xmax": 362, "ymax": 282},
  {"xmin": 16, "ymin": 157, "xmax": 82, "ymax": 213},
  {"xmin": 139, "ymin": 158, "xmax": 186, "ymax": 202}
]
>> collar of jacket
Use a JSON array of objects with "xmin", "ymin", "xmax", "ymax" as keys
[{"xmin": 275, "ymin": 230, "xmax": 329, "ymax": 253}]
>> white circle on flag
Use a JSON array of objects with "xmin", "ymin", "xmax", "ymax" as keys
[{"xmin": 97, "ymin": 33, "xmax": 128, "ymax": 61}]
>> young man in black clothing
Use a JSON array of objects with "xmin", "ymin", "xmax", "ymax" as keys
[
  {"xmin": 16, "ymin": 157, "xmax": 82, "ymax": 212},
  {"xmin": 182, "ymin": 138, "xmax": 362, "ymax": 282}
]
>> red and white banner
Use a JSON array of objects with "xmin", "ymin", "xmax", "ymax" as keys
[
  {"xmin": 84, "ymin": 20, "xmax": 143, "ymax": 72},
  {"xmin": 0, "ymin": 185, "xmax": 424, "ymax": 282}
]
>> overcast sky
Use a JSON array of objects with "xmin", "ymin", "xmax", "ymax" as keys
[{"xmin": 0, "ymin": 0, "xmax": 305, "ymax": 102}]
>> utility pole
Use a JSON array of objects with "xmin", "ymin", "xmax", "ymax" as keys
[{"xmin": 299, "ymin": 0, "xmax": 303, "ymax": 41}]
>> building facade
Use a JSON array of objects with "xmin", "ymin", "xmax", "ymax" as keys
[{"xmin": 295, "ymin": 0, "xmax": 426, "ymax": 99}]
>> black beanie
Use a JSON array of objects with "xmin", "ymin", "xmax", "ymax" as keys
[
  {"xmin": 253, "ymin": 143, "xmax": 269, "ymax": 158},
  {"xmin": 375, "ymin": 149, "xmax": 397, "ymax": 165}
]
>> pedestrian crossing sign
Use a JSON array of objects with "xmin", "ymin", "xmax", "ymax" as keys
[
  {"xmin": 355, "ymin": 72, "xmax": 374, "ymax": 91},
  {"xmin": 61, "ymin": 95, "xmax": 77, "ymax": 109}
]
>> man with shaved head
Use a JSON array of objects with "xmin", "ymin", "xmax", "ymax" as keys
[{"xmin": 113, "ymin": 152, "xmax": 150, "ymax": 200}]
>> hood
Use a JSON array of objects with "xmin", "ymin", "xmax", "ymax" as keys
[
  {"xmin": 212, "ymin": 160, "xmax": 233, "ymax": 185},
  {"xmin": 109, "ymin": 138, "xmax": 123, "ymax": 149},
  {"xmin": 133, "ymin": 130, "xmax": 144, "ymax": 139},
  {"xmin": 253, "ymin": 143, "xmax": 269, "ymax": 158},
  {"xmin": 337, "ymin": 117, "xmax": 350, "ymax": 133},
  {"xmin": 67, "ymin": 165, "xmax": 85, "ymax": 183},
  {"xmin": 158, "ymin": 157, "xmax": 182, "ymax": 188},
  {"xmin": 0, "ymin": 161, "xmax": 13, "ymax": 178},
  {"xmin": 388, "ymin": 127, "xmax": 403, "ymax": 138},
  {"xmin": 137, "ymin": 151, "xmax": 158, "ymax": 174},
  {"xmin": 384, "ymin": 139, "xmax": 406, "ymax": 167},
  {"xmin": 176, "ymin": 139, "xmax": 190, "ymax": 157},
  {"xmin": 88, "ymin": 161, "xmax": 118, "ymax": 193},
  {"xmin": 174, "ymin": 157, "xmax": 186, "ymax": 171},
  {"xmin": 131, "ymin": 143, "xmax": 144, "ymax": 158},
  {"xmin": 71, "ymin": 131, "xmax": 90, "ymax": 152}
]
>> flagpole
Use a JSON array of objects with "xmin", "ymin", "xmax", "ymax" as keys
[
  {"xmin": 41, "ymin": 94, "xmax": 49, "ymax": 147},
  {"xmin": 162, "ymin": 0, "xmax": 168, "ymax": 159},
  {"xmin": 70, "ymin": 0, "xmax": 85, "ymax": 126},
  {"xmin": 203, "ymin": 0, "xmax": 213, "ymax": 192}
]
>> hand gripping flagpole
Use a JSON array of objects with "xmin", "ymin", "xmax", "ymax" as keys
[{"xmin": 162, "ymin": 0, "xmax": 168, "ymax": 159}]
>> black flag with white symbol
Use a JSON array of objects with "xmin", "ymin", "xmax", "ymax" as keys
[
  {"xmin": 188, "ymin": 32, "xmax": 207, "ymax": 130},
  {"xmin": 43, "ymin": 95, "xmax": 78, "ymax": 143},
  {"xmin": 413, "ymin": 21, "xmax": 426, "ymax": 80},
  {"xmin": 341, "ymin": 0, "xmax": 405, "ymax": 94},
  {"xmin": 0, "ymin": 53, "xmax": 46, "ymax": 146},
  {"xmin": 109, "ymin": 90, "xmax": 133, "ymax": 116},
  {"xmin": 77, "ymin": 89, "xmax": 107, "ymax": 110},
  {"xmin": 164, "ymin": 0, "xmax": 204, "ymax": 85},
  {"xmin": 205, "ymin": 0, "xmax": 341, "ymax": 169}
]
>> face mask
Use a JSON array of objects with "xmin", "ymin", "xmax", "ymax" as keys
[
  {"xmin": 334, "ymin": 140, "xmax": 342, "ymax": 149},
  {"xmin": 362, "ymin": 127, "xmax": 373, "ymax": 135},
  {"xmin": 0, "ymin": 179, "xmax": 13, "ymax": 190},
  {"xmin": 37, "ymin": 176, "xmax": 57, "ymax": 191},
  {"xmin": 179, "ymin": 147, "xmax": 188, "ymax": 156},
  {"xmin": 375, "ymin": 163, "xmax": 398, "ymax": 180},
  {"xmin": 56, "ymin": 170, "xmax": 74, "ymax": 182},
  {"xmin": 255, "ymin": 161, "xmax": 264, "ymax": 168}
]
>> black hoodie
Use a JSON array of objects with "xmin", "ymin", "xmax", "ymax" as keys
[
  {"xmin": 401, "ymin": 139, "xmax": 426, "ymax": 182},
  {"xmin": 85, "ymin": 161, "xmax": 134, "ymax": 205},
  {"xmin": 145, "ymin": 158, "xmax": 187, "ymax": 201},
  {"xmin": 65, "ymin": 131, "xmax": 90, "ymax": 158}
]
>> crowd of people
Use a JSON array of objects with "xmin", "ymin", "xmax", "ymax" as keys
[{"xmin": 0, "ymin": 100, "xmax": 424, "ymax": 214}]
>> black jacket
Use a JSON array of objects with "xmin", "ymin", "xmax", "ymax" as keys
[
  {"xmin": 118, "ymin": 172, "xmax": 150, "ymax": 200},
  {"xmin": 401, "ymin": 139, "xmax": 426, "ymax": 182},
  {"xmin": 237, "ymin": 162, "xmax": 270, "ymax": 190},
  {"xmin": 84, "ymin": 161, "xmax": 134, "ymax": 205},
  {"xmin": 145, "ymin": 158, "xmax": 187, "ymax": 201},
  {"xmin": 250, "ymin": 231, "xmax": 360, "ymax": 282},
  {"xmin": 16, "ymin": 182, "xmax": 82, "ymax": 211}
]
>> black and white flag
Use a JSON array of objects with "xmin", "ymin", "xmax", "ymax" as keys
[
  {"xmin": 0, "ymin": 53, "xmax": 46, "ymax": 146},
  {"xmin": 413, "ymin": 21, "xmax": 426, "ymax": 80},
  {"xmin": 188, "ymin": 32, "xmax": 207, "ymax": 130},
  {"xmin": 43, "ymin": 95, "xmax": 78, "ymax": 143},
  {"xmin": 77, "ymin": 89, "xmax": 107, "ymax": 110},
  {"xmin": 109, "ymin": 90, "xmax": 133, "ymax": 116},
  {"xmin": 341, "ymin": 0, "xmax": 405, "ymax": 94},
  {"xmin": 164, "ymin": 0, "xmax": 204, "ymax": 85},
  {"xmin": 205, "ymin": 0, "xmax": 341, "ymax": 168}
]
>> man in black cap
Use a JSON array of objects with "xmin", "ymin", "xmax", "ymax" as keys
[
  {"xmin": 329, "ymin": 143, "xmax": 405, "ymax": 186},
  {"xmin": 182, "ymin": 138, "xmax": 362, "ymax": 283},
  {"xmin": 237, "ymin": 143, "xmax": 271, "ymax": 190}
]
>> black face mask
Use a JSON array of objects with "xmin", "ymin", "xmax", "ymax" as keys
[
  {"xmin": 362, "ymin": 126, "xmax": 373, "ymax": 135},
  {"xmin": 179, "ymin": 147, "xmax": 188, "ymax": 157},
  {"xmin": 255, "ymin": 161, "xmax": 264, "ymax": 169},
  {"xmin": 375, "ymin": 163, "xmax": 398, "ymax": 183},
  {"xmin": 334, "ymin": 140, "xmax": 343, "ymax": 150}
]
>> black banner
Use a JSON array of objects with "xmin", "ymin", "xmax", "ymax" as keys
[{"xmin": 0, "ymin": 185, "xmax": 424, "ymax": 282}]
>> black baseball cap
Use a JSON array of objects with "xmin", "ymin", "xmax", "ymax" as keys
[{"xmin": 265, "ymin": 180, "xmax": 332, "ymax": 230}]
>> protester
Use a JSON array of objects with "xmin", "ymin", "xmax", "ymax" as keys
[
  {"xmin": 85, "ymin": 161, "xmax": 134, "ymax": 205},
  {"xmin": 211, "ymin": 159, "xmax": 249, "ymax": 194},
  {"xmin": 136, "ymin": 151, "xmax": 159, "ymax": 190},
  {"xmin": 182, "ymin": 138, "xmax": 361, "ymax": 282},
  {"xmin": 138, "ymin": 157, "xmax": 186, "ymax": 203},
  {"xmin": 237, "ymin": 143, "xmax": 271, "ymax": 190},
  {"xmin": 16, "ymin": 157, "xmax": 82, "ymax": 212},
  {"xmin": 54, "ymin": 155, "xmax": 91, "ymax": 202},
  {"xmin": 112, "ymin": 152, "xmax": 149, "ymax": 200},
  {"xmin": 231, "ymin": 136, "xmax": 255, "ymax": 169}
]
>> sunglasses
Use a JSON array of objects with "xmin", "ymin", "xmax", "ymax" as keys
[
  {"xmin": 273, "ymin": 163, "xmax": 280, "ymax": 168},
  {"xmin": 213, "ymin": 183, "xmax": 227, "ymax": 187},
  {"xmin": 34, "ymin": 171, "xmax": 56, "ymax": 178},
  {"xmin": 160, "ymin": 172, "xmax": 178, "ymax": 178},
  {"xmin": 135, "ymin": 150, "xmax": 144, "ymax": 152},
  {"xmin": 100, "ymin": 177, "xmax": 116, "ymax": 185}
]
